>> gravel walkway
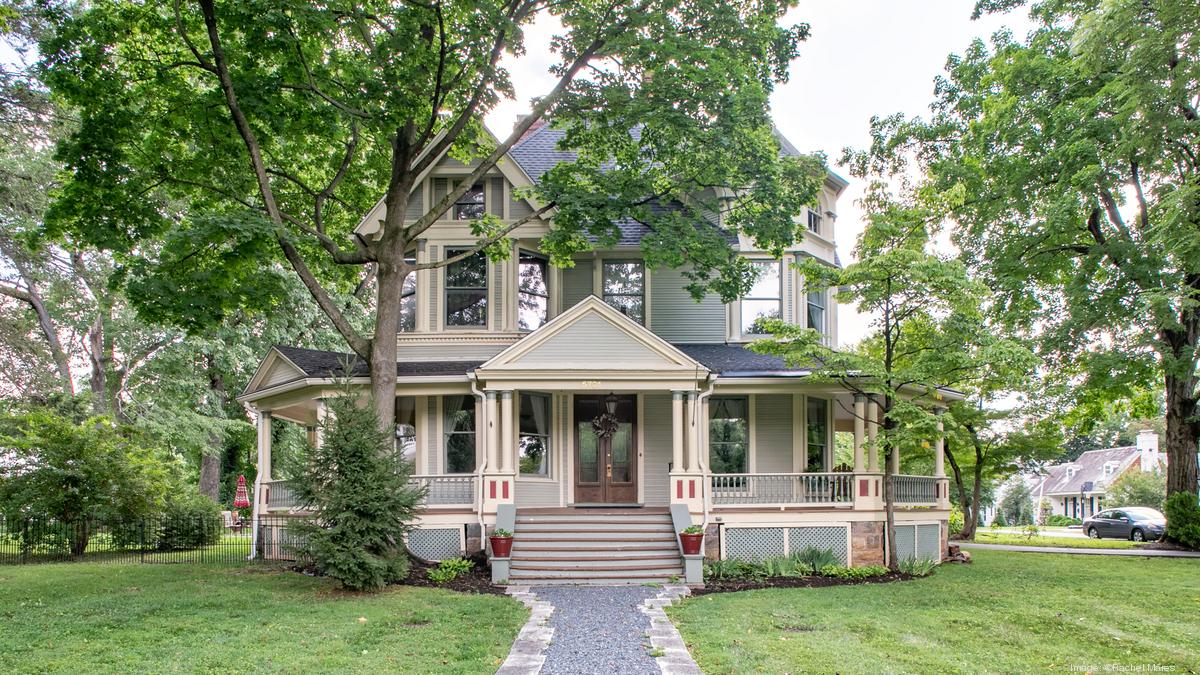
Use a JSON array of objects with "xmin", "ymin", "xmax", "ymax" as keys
[{"xmin": 534, "ymin": 586, "xmax": 661, "ymax": 675}]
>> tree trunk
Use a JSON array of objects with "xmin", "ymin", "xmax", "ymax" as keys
[
  {"xmin": 87, "ymin": 314, "xmax": 108, "ymax": 416},
  {"xmin": 370, "ymin": 259, "xmax": 405, "ymax": 431},
  {"xmin": 199, "ymin": 449, "xmax": 222, "ymax": 500},
  {"xmin": 969, "ymin": 446, "xmax": 984, "ymax": 539},
  {"xmin": 1164, "ymin": 369, "xmax": 1199, "ymax": 497},
  {"xmin": 944, "ymin": 439, "xmax": 975, "ymax": 540},
  {"xmin": 881, "ymin": 399, "xmax": 898, "ymax": 570}
]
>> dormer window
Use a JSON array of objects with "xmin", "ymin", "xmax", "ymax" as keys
[
  {"xmin": 1104, "ymin": 461, "xmax": 1118, "ymax": 477},
  {"xmin": 741, "ymin": 260, "xmax": 782, "ymax": 335},
  {"xmin": 454, "ymin": 184, "xmax": 486, "ymax": 220},
  {"xmin": 518, "ymin": 251, "xmax": 549, "ymax": 330},
  {"xmin": 1066, "ymin": 466, "xmax": 1077, "ymax": 478}
]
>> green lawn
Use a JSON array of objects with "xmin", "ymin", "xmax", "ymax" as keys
[
  {"xmin": 0, "ymin": 562, "xmax": 526, "ymax": 673},
  {"xmin": 669, "ymin": 550, "xmax": 1199, "ymax": 673},
  {"xmin": 974, "ymin": 530, "xmax": 1145, "ymax": 549}
]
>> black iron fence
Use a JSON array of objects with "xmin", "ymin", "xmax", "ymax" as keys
[{"xmin": 0, "ymin": 514, "xmax": 302, "ymax": 566}]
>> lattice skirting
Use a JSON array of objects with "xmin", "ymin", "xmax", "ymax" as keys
[
  {"xmin": 723, "ymin": 526, "xmax": 848, "ymax": 564},
  {"xmin": 260, "ymin": 521, "xmax": 308, "ymax": 561},
  {"xmin": 893, "ymin": 523, "xmax": 941, "ymax": 562},
  {"xmin": 407, "ymin": 527, "xmax": 465, "ymax": 561}
]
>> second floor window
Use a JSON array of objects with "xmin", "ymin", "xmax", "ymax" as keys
[
  {"xmin": 398, "ymin": 255, "xmax": 416, "ymax": 332},
  {"xmin": 518, "ymin": 393, "xmax": 551, "ymax": 477},
  {"xmin": 454, "ymin": 183, "xmax": 486, "ymax": 220},
  {"xmin": 445, "ymin": 248, "xmax": 488, "ymax": 327},
  {"xmin": 518, "ymin": 251, "xmax": 549, "ymax": 330},
  {"xmin": 443, "ymin": 395, "xmax": 476, "ymax": 473},
  {"xmin": 741, "ymin": 260, "xmax": 782, "ymax": 335},
  {"xmin": 709, "ymin": 397, "xmax": 748, "ymax": 474},
  {"xmin": 807, "ymin": 289, "xmax": 826, "ymax": 336},
  {"xmin": 395, "ymin": 396, "xmax": 417, "ymax": 464},
  {"xmin": 807, "ymin": 209, "xmax": 822, "ymax": 233},
  {"xmin": 603, "ymin": 261, "xmax": 644, "ymax": 324}
]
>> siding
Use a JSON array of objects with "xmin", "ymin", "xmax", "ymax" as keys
[
  {"xmin": 561, "ymin": 260, "xmax": 594, "ymax": 309},
  {"xmin": 510, "ymin": 314, "xmax": 669, "ymax": 367},
  {"xmin": 396, "ymin": 343, "xmax": 510, "ymax": 361},
  {"xmin": 755, "ymin": 394, "xmax": 793, "ymax": 473},
  {"xmin": 492, "ymin": 257, "xmax": 504, "ymax": 330},
  {"xmin": 516, "ymin": 480, "xmax": 559, "ymax": 508},
  {"xmin": 427, "ymin": 245, "xmax": 440, "ymax": 329},
  {"xmin": 642, "ymin": 394, "xmax": 672, "ymax": 506},
  {"xmin": 426, "ymin": 398, "xmax": 439, "ymax": 474},
  {"xmin": 405, "ymin": 184, "xmax": 424, "ymax": 221},
  {"xmin": 262, "ymin": 359, "xmax": 302, "ymax": 387},
  {"xmin": 509, "ymin": 191, "xmax": 533, "ymax": 220},
  {"xmin": 649, "ymin": 267, "xmax": 726, "ymax": 343},
  {"xmin": 488, "ymin": 177, "xmax": 504, "ymax": 217}
]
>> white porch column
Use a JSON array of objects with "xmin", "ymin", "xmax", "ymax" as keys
[
  {"xmin": 485, "ymin": 391, "xmax": 500, "ymax": 471},
  {"xmin": 867, "ymin": 399, "xmax": 880, "ymax": 472},
  {"xmin": 313, "ymin": 399, "xmax": 328, "ymax": 449},
  {"xmin": 853, "ymin": 394, "xmax": 866, "ymax": 472},
  {"xmin": 671, "ymin": 391, "xmax": 685, "ymax": 471},
  {"xmin": 890, "ymin": 439, "xmax": 901, "ymax": 475},
  {"xmin": 499, "ymin": 391, "xmax": 514, "ymax": 473},
  {"xmin": 685, "ymin": 391, "xmax": 700, "ymax": 472},
  {"xmin": 933, "ymin": 407, "xmax": 946, "ymax": 478},
  {"xmin": 250, "ymin": 409, "xmax": 272, "ymax": 560}
]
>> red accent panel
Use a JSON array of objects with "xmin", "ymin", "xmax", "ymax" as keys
[
  {"xmin": 502, "ymin": 481, "xmax": 510, "ymax": 499},
  {"xmin": 688, "ymin": 480, "xmax": 696, "ymax": 499},
  {"xmin": 874, "ymin": 480, "xmax": 879, "ymax": 497},
  {"xmin": 676, "ymin": 480, "xmax": 683, "ymax": 499},
  {"xmin": 489, "ymin": 480, "xmax": 496, "ymax": 499},
  {"xmin": 859, "ymin": 479, "xmax": 869, "ymax": 497}
]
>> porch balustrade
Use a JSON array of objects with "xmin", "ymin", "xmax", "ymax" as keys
[
  {"xmin": 709, "ymin": 472, "xmax": 855, "ymax": 506},
  {"xmin": 893, "ymin": 475, "xmax": 938, "ymax": 504},
  {"xmin": 264, "ymin": 480, "xmax": 298, "ymax": 509},
  {"xmin": 408, "ymin": 474, "xmax": 477, "ymax": 506}
]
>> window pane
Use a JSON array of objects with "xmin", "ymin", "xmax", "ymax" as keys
[
  {"xmin": 747, "ymin": 261, "xmax": 781, "ymax": 298},
  {"xmin": 806, "ymin": 397, "xmax": 828, "ymax": 472},
  {"xmin": 603, "ymin": 262, "xmax": 644, "ymax": 294},
  {"xmin": 446, "ymin": 249, "xmax": 488, "ymax": 327},
  {"xmin": 519, "ymin": 252, "xmax": 549, "ymax": 330},
  {"xmin": 741, "ymin": 299, "xmax": 781, "ymax": 335},
  {"xmin": 395, "ymin": 396, "xmax": 417, "ymax": 463},
  {"xmin": 443, "ymin": 396, "xmax": 475, "ymax": 473},
  {"xmin": 807, "ymin": 210, "xmax": 822, "ymax": 233},
  {"xmin": 577, "ymin": 426, "xmax": 598, "ymax": 482},
  {"xmin": 742, "ymin": 261, "xmax": 782, "ymax": 335},
  {"xmin": 604, "ymin": 294, "xmax": 644, "ymax": 323},
  {"xmin": 454, "ymin": 184, "xmax": 485, "ymax": 220},
  {"xmin": 447, "ymin": 249, "xmax": 488, "ymax": 287},
  {"xmin": 519, "ymin": 393, "xmax": 551, "ymax": 477},
  {"xmin": 610, "ymin": 424, "xmax": 632, "ymax": 482},
  {"xmin": 807, "ymin": 291, "xmax": 825, "ymax": 335},
  {"xmin": 709, "ymin": 397, "xmax": 748, "ymax": 474}
]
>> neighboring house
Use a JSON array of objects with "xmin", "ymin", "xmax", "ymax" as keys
[
  {"xmin": 1036, "ymin": 430, "xmax": 1164, "ymax": 520},
  {"xmin": 236, "ymin": 122, "xmax": 954, "ymax": 583}
]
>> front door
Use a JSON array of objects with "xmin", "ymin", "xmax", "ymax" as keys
[{"xmin": 574, "ymin": 395, "xmax": 638, "ymax": 504}]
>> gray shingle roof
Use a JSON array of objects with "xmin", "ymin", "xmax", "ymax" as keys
[
  {"xmin": 1038, "ymin": 447, "xmax": 1140, "ymax": 495},
  {"xmin": 675, "ymin": 343, "xmax": 812, "ymax": 376},
  {"xmin": 274, "ymin": 345, "xmax": 483, "ymax": 379}
]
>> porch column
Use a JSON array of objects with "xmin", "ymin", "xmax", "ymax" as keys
[
  {"xmin": 890, "ymin": 441, "xmax": 901, "ymax": 475},
  {"xmin": 866, "ymin": 399, "xmax": 880, "ymax": 472},
  {"xmin": 853, "ymin": 394, "xmax": 866, "ymax": 472},
  {"xmin": 685, "ymin": 391, "xmax": 701, "ymax": 472},
  {"xmin": 499, "ymin": 391, "xmax": 514, "ymax": 473},
  {"xmin": 485, "ymin": 391, "xmax": 500, "ymax": 471},
  {"xmin": 933, "ymin": 406, "xmax": 946, "ymax": 478},
  {"xmin": 671, "ymin": 391, "xmax": 685, "ymax": 472},
  {"xmin": 313, "ymin": 399, "xmax": 328, "ymax": 449},
  {"xmin": 250, "ymin": 409, "xmax": 271, "ymax": 560}
]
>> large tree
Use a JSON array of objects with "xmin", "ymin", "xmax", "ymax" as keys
[
  {"xmin": 41, "ymin": 0, "xmax": 826, "ymax": 430},
  {"xmin": 848, "ymin": 0, "xmax": 1200, "ymax": 498}
]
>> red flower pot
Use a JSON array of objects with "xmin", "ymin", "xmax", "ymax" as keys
[
  {"xmin": 489, "ymin": 535, "xmax": 513, "ymax": 558},
  {"xmin": 679, "ymin": 533, "xmax": 704, "ymax": 555}
]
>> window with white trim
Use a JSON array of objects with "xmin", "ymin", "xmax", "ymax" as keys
[
  {"xmin": 518, "ymin": 393, "xmax": 552, "ymax": 477},
  {"xmin": 398, "ymin": 255, "xmax": 417, "ymax": 332},
  {"xmin": 708, "ymin": 397, "xmax": 749, "ymax": 474},
  {"xmin": 806, "ymin": 397, "xmax": 829, "ymax": 472},
  {"xmin": 518, "ymin": 251, "xmax": 549, "ymax": 330},
  {"xmin": 807, "ymin": 209, "xmax": 822, "ymax": 234},
  {"xmin": 741, "ymin": 260, "xmax": 782, "ymax": 335},
  {"xmin": 442, "ymin": 395, "xmax": 476, "ymax": 473},
  {"xmin": 807, "ymin": 288, "xmax": 826, "ymax": 337},
  {"xmin": 395, "ymin": 396, "xmax": 417, "ymax": 464},
  {"xmin": 602, "ymin": 261, "xmax": 645, "ymax": 324},
  {"xmin": 445, "ymin": 248, "xmax": 488, "ymax": 327}
]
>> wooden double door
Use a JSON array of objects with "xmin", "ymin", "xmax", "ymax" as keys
[{"xmin": 574, "ymin": 395, "xmax": 638, "ymax": 504}]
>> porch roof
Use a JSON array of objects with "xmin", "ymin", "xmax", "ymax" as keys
[{"xmin": 272, "ymin": 345, "xmax": 483, "ymax": 379}]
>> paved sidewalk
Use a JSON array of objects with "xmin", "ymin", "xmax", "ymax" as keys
[{"xmin": 960, "ymin": 542, "xmax": 1200, "ymax": 557}]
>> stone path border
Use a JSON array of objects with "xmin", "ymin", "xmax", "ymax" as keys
[
  {"xmin": 960, "ymin": 542, "xmax": 1200, "ymax": 558},
  {"xmin": 639, "ymin": 585, "xmax": 702, "ymax": 675},
  {"xmin": 496, "ymin": 585, "xmax": 555, "ymax": 675}
]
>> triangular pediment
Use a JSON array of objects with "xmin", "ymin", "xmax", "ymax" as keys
[
  {"xmin": 242, "ymin": 347, "xmax": 307, "ymax": 396},
  {"xmin": 480, "ymin": 296, "xmax": 706, "ymax": 373}
]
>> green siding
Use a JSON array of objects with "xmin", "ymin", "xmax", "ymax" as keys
[
  {"xmin": 649, "ymin": 267, "xmax": 726, "ymax": 343},
  {"xmin": 755, "ymin": 394, "xmax": 793, "ymax": 473},
  {"xmin": 561, "ymin": 260, "xmax": 594, "ymax": 309},
  {"xmin": 643, "ymin": 394, "xmax": 672, "ymax": 506}
]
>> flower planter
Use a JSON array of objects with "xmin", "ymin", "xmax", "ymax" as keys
[
  {"xmin": 679, "ymin": 532, "xmax": 704, "ymax": 555},
  {"xmin": 489, "ymin": 535, "xmax": 513, "ymax": 558}
]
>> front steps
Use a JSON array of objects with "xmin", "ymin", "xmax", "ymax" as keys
[{"xmin": 506, "ymin": 509, "xmax": 684, "ymax": 585}]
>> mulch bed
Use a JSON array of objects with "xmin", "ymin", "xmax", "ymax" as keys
[
  {"xmin": 398, "ymin": 552, "xmax": 507, "ymax": 595},
  {"xmin": 691, "ymin": 572, "xmax": 914, "ymax": 596}
]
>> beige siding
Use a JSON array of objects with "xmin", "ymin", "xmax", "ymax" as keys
[
  {"xmin": 755, "ymin": 394, "xmax": 793, "ymax": 473},
  {"xmin": 396, "ymin": 343, "xmax": 510, "ymax": 361},
  {"xmin": 561, "ymin": 260, "xmax": 594, "ymax": 309},
  {"xmin": 510, "ymin": 191, "xmax": 533, "ymax": 219},
  {"xmin": 649, "ymin": 267, "xmax": 726, "ymax": 343},
  {"xmin": 426, "ymin": 398, "xmax": 439, "ymax": 474},
  {"xmin": 515, "ymin": 480, "xmax": 559, "ymax": 508},
  {"xmin": 427, "ymin": 245, "xmax": 440, "ymax": 329},
  {"xmin": 643, "ymin": 394, "xmax": 672, "ymax": 506},
  {"xmin": 262, "ymin": 360, "xmax": 303, "ymax": 388},
  {"xmin": 492, "ymin": 257, "xmax": 504, "ymax": 331},
  {"xmin": 488, "ymin": 177, "xmax": 504, "ymax": 217},
  {"xmin": 405, "ymin": 185, "xmax": 424, "ymax": 221},
  {"xmin": 510, "ymin": 314, "xmax": 670, "ymax": 367}
]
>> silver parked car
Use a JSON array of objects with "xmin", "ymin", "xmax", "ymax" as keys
[{"xmin": 1083, "ymin": 507, "xmax": 1166, "ymax": 542}]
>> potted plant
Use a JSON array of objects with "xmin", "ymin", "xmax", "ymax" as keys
[
  {"xmin": 679, "ymin": 525, "xmax": 704, "ymax": 555},
  {"xmin": 489, "ymin": 528, "xmax": 514, "ymax": 558}
]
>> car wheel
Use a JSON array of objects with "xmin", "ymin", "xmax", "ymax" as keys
[
  {"xmin": 1087, "ymin": 527, "xmax": 1100, "ymax": 539},
  {"xmin": 1131, "ymin": 529, "xmax": 1145, "ymax": 542}
]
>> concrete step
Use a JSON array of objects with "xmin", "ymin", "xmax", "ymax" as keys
[
  {"xmin": 501, "ymin": 578, "xmax": 675, "ymax": 586},
  {"xmin": 509, "ymin": 555, "xmax": 681, "ymax": 568},
  {"xmin": 512, "ymin": 547, "xmax": 678, "ymax": 558},
  {"xmin": 512, "ymin": 530, "xmax": 676, "ymax": 541},
  {"xmin": 509, "ymin": 565, "xmax": 684, "ymax": 579},
  {"xmin": 516, "ymin": 514, "xmax": 673, "ymax": 524},
  {"xmin": 514, "ymin": 522, "xmax": 674, "ymax": 533}
]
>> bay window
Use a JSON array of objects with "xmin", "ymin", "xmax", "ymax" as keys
[
  {"xmin": 445, "ymin": 248, "xmax": 488, "ymax": 327},
  {"xmin": 741, "ymin": 260, "xmax": 782, "ymax": 335}
]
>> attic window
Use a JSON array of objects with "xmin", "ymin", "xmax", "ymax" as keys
[
  {"xmin": 454, "ymin": 184, "xmax": 486, "ymax": 220},
  {"xmin": 807, "ymin": 209, "xmax": 822, "ymax": 233},
  {"xmin": 1065, "ymin": 466, "xmax": 1077, "ymax": 478},
  {"xmin": 1104, "ymin": 462, "xmax": 1118, "ymax": 477}
]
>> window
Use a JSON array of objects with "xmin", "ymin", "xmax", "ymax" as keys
[
  {"xmin": 442, "ymin": 396, "xmax": 476, "ymax": 473},
  {"xmin": 741, "ymin": 260, "xmax": 782, "ymax": 335},
  {"xmin": 807, "ymin": 209, "xmax": 822, "ymax": 233},
  {"xmin": 806, "ymin": 397, "xmax": 829, "ymax": 472},
  {"xmin": 518, "ymin": 393, "xmax": 552, "ymax": 476},
  {"xmin": 395, "ymin": 396, "xmax": 417, "ymax": 464},
  {"xmin": 454, "ymin": 183, "xmax": 485, "ymax": 220},
  {"xmin": 602, "ymin": 261, "xmax": 645, "ymax": 323},
  {"xmin": 518, "ymin": 251, "xmax": 549, "ymax": 330},
  {"xmin": 445, "ymin": 248, "xmax": 488, "ymax": 327},
  {"xmin": 806, "ymin": 289, "xmax": 826, "ymax": 336},
  {"xmin": 709, "ymin": 397, "xmax": 748, "ymax": 474},
  {"xmin": 398, "ymin": 255, "xmax": 417, "ymax": 333}
]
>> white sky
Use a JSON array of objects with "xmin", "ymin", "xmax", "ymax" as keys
[{"xmin": 487, "ymin": 0, "xmax": 1035, "ymax": 347}]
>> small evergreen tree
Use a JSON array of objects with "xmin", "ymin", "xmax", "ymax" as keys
[
  {"xmin": 287, "ymin": 392, "xmax": 424, "ymax": 591},
  {"xmin": 998, "ymin": 479, "xmax": 1035, "ymax": 526}
]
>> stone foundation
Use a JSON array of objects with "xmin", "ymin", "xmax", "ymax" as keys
[
  {"xmin": 851, "ymin": 521, "xmax": 885, "ymax": 567},
  {"xmin": 466, "ymin": 523, "xmax": 482, "ymax": 555},
  {"xmin": 703, "ymin": 523, "xmax": 721, "ymax": 560}
]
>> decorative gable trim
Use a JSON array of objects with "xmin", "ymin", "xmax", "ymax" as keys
[{"xmin": 241, "ymin": 347, "xmax": 306, "ymax": 397}]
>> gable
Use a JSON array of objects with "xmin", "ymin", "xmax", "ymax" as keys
[{"xmin": 242, "ymin": 348, "xmax": 307, "ymax": 395}]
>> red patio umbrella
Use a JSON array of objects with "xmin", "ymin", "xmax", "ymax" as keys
[{"xmin": 233, "ymin": 475, "xmax": 251, "ymax": 509}]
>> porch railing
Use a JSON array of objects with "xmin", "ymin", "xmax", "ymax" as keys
[
  {"xmin": 710, "ymin": 473, "xmax": 854, "ymax": 506},
  {"xmin": 894, "ymin": 475, "xmax": 938, "ymax": 504},
  {"xmin": 408, "ymin": 474, "xmax": 477, "ymax": 507},
  {"xmin": 264, "ymin": 480, "xmax": 298, "ymax": 510}
]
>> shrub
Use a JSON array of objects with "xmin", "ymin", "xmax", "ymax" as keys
[
  {"xmin": 703, "ymin": 558, "xmax": 765, "ymax": 580},
  {"xmin": 1107, "ymin": 470, "xmax": 1167, "ymax": 511},
  {"xmin": 1165, "ymin": 492, "xmax": 1200, "ymax": 550},
  {"xmin": 761, "ymin": 554, "xmax": 808, "ymax": 578},
  {"xmin": 897, "ymin": 557, "xmax": 938, "ymax": 576},
  {"xmin": 819, "ymin": 564, "xmax": 890, "ymax": 579},
  {"xmin": 427, "ymin": 557, "xmax": 473, "ymax": 584},
  {"xmin": 794, "ymin": 546, "xmax": 840, "ymax": 574},
  {"xmin": 1020, "ymin": 523, "xmax": 1040, "ymax": 540},
  {"xmin": 156, "ymin": 491, "xmax": 223, "ymax": 550},
  {"xmin": 991, "ymin": 511, "xmax": 1007, "ymax": 527},
  {"xmin": 949, "ymin": 506, "xmax": 964, "ymax": 536},
  {"xmin": 286, "ymin": 392, "xmax": 424, "ymax": 591},
  {"xmin": 1044, "ymin": 515, "xmax": 1080, "ymax": 527}
]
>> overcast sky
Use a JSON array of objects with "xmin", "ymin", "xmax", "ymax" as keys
[{"xmin": 486, "ymin": 1, "xmax": 1035, "ymax": 347}]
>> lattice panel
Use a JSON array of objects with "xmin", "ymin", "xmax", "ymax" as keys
[
  {"xmin": 724, "ymin": 527, "xmax": 786, "ymax": 562},
  {"xmin": 917, "ymin": 524, "xmax": 942, "ymax": 561},
  {"xmin": 408, "ymin": 528, "xmax": 463, "ymax": 561},
  {"xmin": 788, "ymin": 526, "xmax": 848, "ymax": 565},
  {"xmin": 893, "ymin": 524, "xmax": 917, "ymax": 562},
  {"xmin": 260, "ymin": 522, "xmax": 307, "ymax": 561}
]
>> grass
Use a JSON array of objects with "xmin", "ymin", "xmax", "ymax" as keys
[
  {"xmin": 0, "ymin": 562, "xmax": 526, "ymax": 674},
  {"xmin": 973, "ymin": 530, "xmax": 1146, "ymax": 549},
  {"xmin": 669, "ymin": 550, "xmax": 1200, "ymax": 673}
]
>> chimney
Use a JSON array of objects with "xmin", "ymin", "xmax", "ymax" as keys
[
  {"xmin": 1136, "ymin": 429, "xmax": 1160, "ymax": 472},
  {"xmin": 514, "ymin": 114, "xmax": 547, "ymax": 144}
]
